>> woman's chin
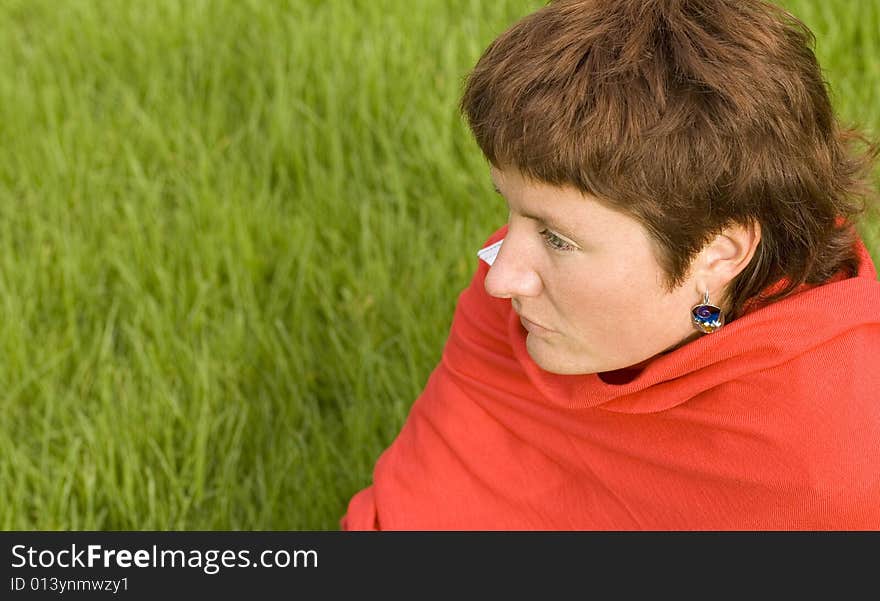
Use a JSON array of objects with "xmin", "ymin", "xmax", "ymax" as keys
[{"xmin": 525, "ymin": 334, "xmax": 594, "ymax": 375}]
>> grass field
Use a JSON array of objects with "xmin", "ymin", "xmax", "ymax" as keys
[{"xmin": 1, "ymin": 0, "xmax": 878, "ymax": 530}]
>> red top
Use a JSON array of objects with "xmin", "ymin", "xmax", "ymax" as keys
[{"xmin": 342, "ymin": 226, "xmax": 880, "ymax": 529}]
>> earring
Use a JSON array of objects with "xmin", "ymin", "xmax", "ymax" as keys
[{"xmin": 691, "ymin": 290, "xmax": 724, "ymax": 333}]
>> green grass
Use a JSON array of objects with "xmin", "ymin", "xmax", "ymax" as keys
[{"xmin": 1, "ymin": 0, "xmax": 878, "ymax": 530}]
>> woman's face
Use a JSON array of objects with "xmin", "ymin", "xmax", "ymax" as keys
[{"xmin": 485, "ymin": 166, "xmax": 704, "ymax": 375}]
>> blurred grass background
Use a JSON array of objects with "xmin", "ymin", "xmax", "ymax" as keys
[{"xmin": 0, "ymin": 0, "xmax": 877, "ymax": 530}]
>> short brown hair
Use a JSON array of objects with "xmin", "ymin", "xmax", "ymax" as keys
[{"xmin": 460, "ymin": 0, "xmax": 878, "ymax": 320}]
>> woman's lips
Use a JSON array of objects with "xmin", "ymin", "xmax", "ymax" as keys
[{"xmin": 519, "ymin": 315, "xmax": 553, "ymax": 335}]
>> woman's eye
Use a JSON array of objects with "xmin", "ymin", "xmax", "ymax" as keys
[{"xmin": 540, "ymin": 229, "xmax": 575, "ymax": 252}]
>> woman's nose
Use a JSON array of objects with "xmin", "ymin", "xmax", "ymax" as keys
[{"xmin": 483, "ymin": 236, "xmax": 543, "ymax": 299}]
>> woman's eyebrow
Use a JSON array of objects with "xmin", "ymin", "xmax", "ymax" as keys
[
  {"xmin": 524, "ymin": 211, "xmax": 579, "ymax": 241},
  {"xmin": 490, "ymin": 181, "xmax": 581, "ymax": 242}
]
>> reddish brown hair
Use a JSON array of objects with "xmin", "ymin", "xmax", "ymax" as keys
[{"xmin": 460, "ymin": 0, "xmax": 878, "ymax": 320}]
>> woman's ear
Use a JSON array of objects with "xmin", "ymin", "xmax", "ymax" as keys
[{"xmin": 694, "ymin": 220, "xmax": 762, "ymax": 302}]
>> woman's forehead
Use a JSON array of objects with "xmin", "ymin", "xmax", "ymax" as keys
[{"xmin": 490, "ymin": 166, "xmax": 652, "ymax": 248}]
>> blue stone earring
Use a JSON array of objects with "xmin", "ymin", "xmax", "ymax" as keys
[{"xmin": 691, "ymin": 290, "xmax": 724, "ymax": 333}]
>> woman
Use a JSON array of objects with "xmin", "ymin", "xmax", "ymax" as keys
[{"xmin": 342, "ymin": 0, "xmax": 880, "ymax": 529}]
